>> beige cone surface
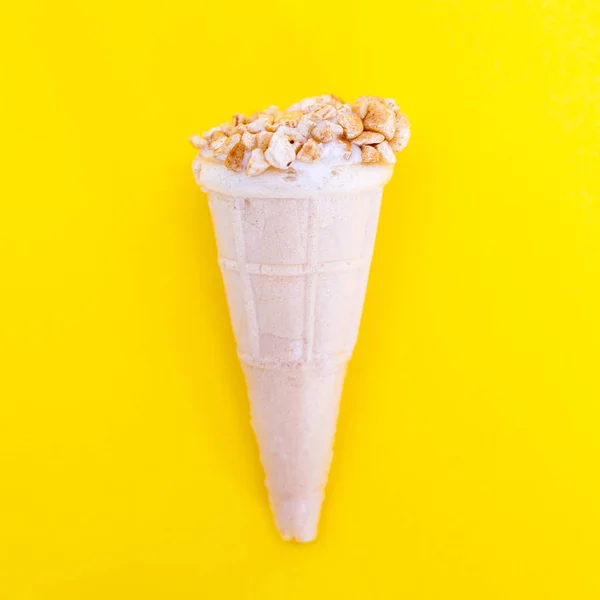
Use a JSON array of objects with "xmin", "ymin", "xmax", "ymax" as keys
[{"xmin": 207, "ymin": 186, "xmax": 383, "ymax": 541}]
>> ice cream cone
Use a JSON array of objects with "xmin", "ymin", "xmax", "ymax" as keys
[
  {"xmin": 195, "ymin": 160, "xmax": 391, "ymax": 541},
  {"xmin": 191, "ymin": 94, "xmax": 409, "ymax": 541}
]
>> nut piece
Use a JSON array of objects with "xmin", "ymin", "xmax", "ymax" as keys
[
  {"xmin": 189, "ymin": 134, "xmax": 207, "ymax": 149},
  {"xmin": 264, "ymin": 132, "xmax": 296, "ymax": 169},
  {"xmin": 276, "ymin": 125, "xmax": 306, "ymax": 144},
  {"xmin": 242, "ymin": 131, "xmax": 256, "ymax": 151},
  {"xmin": 251, "ymin": 113, "xmax": 275, "ymax": 125},
  {"xmin": 232, "ymin": 114, "xmax": 247, "ymax": 127},
  {"xmin": 246, "ymin": 148, "xmax": 270, "ymax": 177},
  {"xmin": 277, "ymin": 111, "xmax": 303, "ymax": 127},
  {"xmin": 210, "ymin": 131, "xmax": 227, "ymax": 151},
  {"xmin": 297, "ymin": 116, "xmax": 316, "ymax": 138},
  {"xmin": 337, "ymin": 111, "xmax": 364, "ymax": 140},
  {"xmin": 352, "ymin": 131, "xmax": 385, "ymax": 146},
  {"xmin": 376, "ymin": 141, "xmax": 396, "ymax": 164},
  {"xmin": 221, "ymin": 122, "xmax": 235, "ymax": 136},
  {"xmin": 395, "ymin": 113, "xmax": 410, "ymax": 132},
  {"xmin": 310, "ymin": 104, "xmax": 336, "ymax": 120},
  {"xmin": 311, "ymin": 121, "xmax": 334, "ymax": 143},
  {"xmin": 390, "ymin": 113, "xmax": 411, "ymax": 151},
  {"xmin": 311, "ymin": 121, "xmax": 343, "ymax": 143},
  {"xmin": 256, "ymin": 131, "xmax": 274, "ymax": 152},
  {"xmin": 361, "ymin": 145, "xmax": 381, "ymax": 163},
  {"xmin": 296, "ymin": 138, "xmax": 321, "ymax": 163},
  {"xmin": 224, "ymin": 141, "xmax": 245, "ymax": 171},
  {"xmin": 352, "ymin": 96, "xmax": 375, "ymax": 119},
  {"xmin": 363, "ymin": 102, "xmax": 396, "ymax": 140},
  {"xmin": 247, "ymin": 117, "xmax": 268, "ymax": 133},
  {"xmin": 204, "ymin": 126, "xmax": 223, "ymax": 140},
  {"xmin": 214, "ymin": 133, "xmax": 241, "ymax": 158}
]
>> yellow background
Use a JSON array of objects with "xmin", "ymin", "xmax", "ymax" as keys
[{"xmin": 1, "ymin": 0, "xmax": 599, "ymax": 598}]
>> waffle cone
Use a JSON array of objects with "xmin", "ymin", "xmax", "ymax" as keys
[{"xmin": 199, "ymin": 161, "xmax": 389, "ymax": 541}]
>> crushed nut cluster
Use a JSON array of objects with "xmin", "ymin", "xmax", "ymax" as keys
[{"xmin": 190, "ymin": 95, "xmax": 410, "ymax": 176}]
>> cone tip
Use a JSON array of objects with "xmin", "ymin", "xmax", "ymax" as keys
[{"xmin": 271, "ymin": 491, "xmax": 324, "ymax": 543}]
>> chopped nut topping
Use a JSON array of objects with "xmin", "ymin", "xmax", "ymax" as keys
[{"xmin": 192, "ymin": 95, "xmax": 409, "ymax": 172}]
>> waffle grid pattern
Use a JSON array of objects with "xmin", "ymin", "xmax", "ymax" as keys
[{"xmin": 208, "ymin": 190, "xmax": 383, "ymax": 371}]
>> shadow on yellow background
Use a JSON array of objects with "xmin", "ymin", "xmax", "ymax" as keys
[{"xmin": 1, "ymin": 1, "xmax": 599, "ymax": 598}]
